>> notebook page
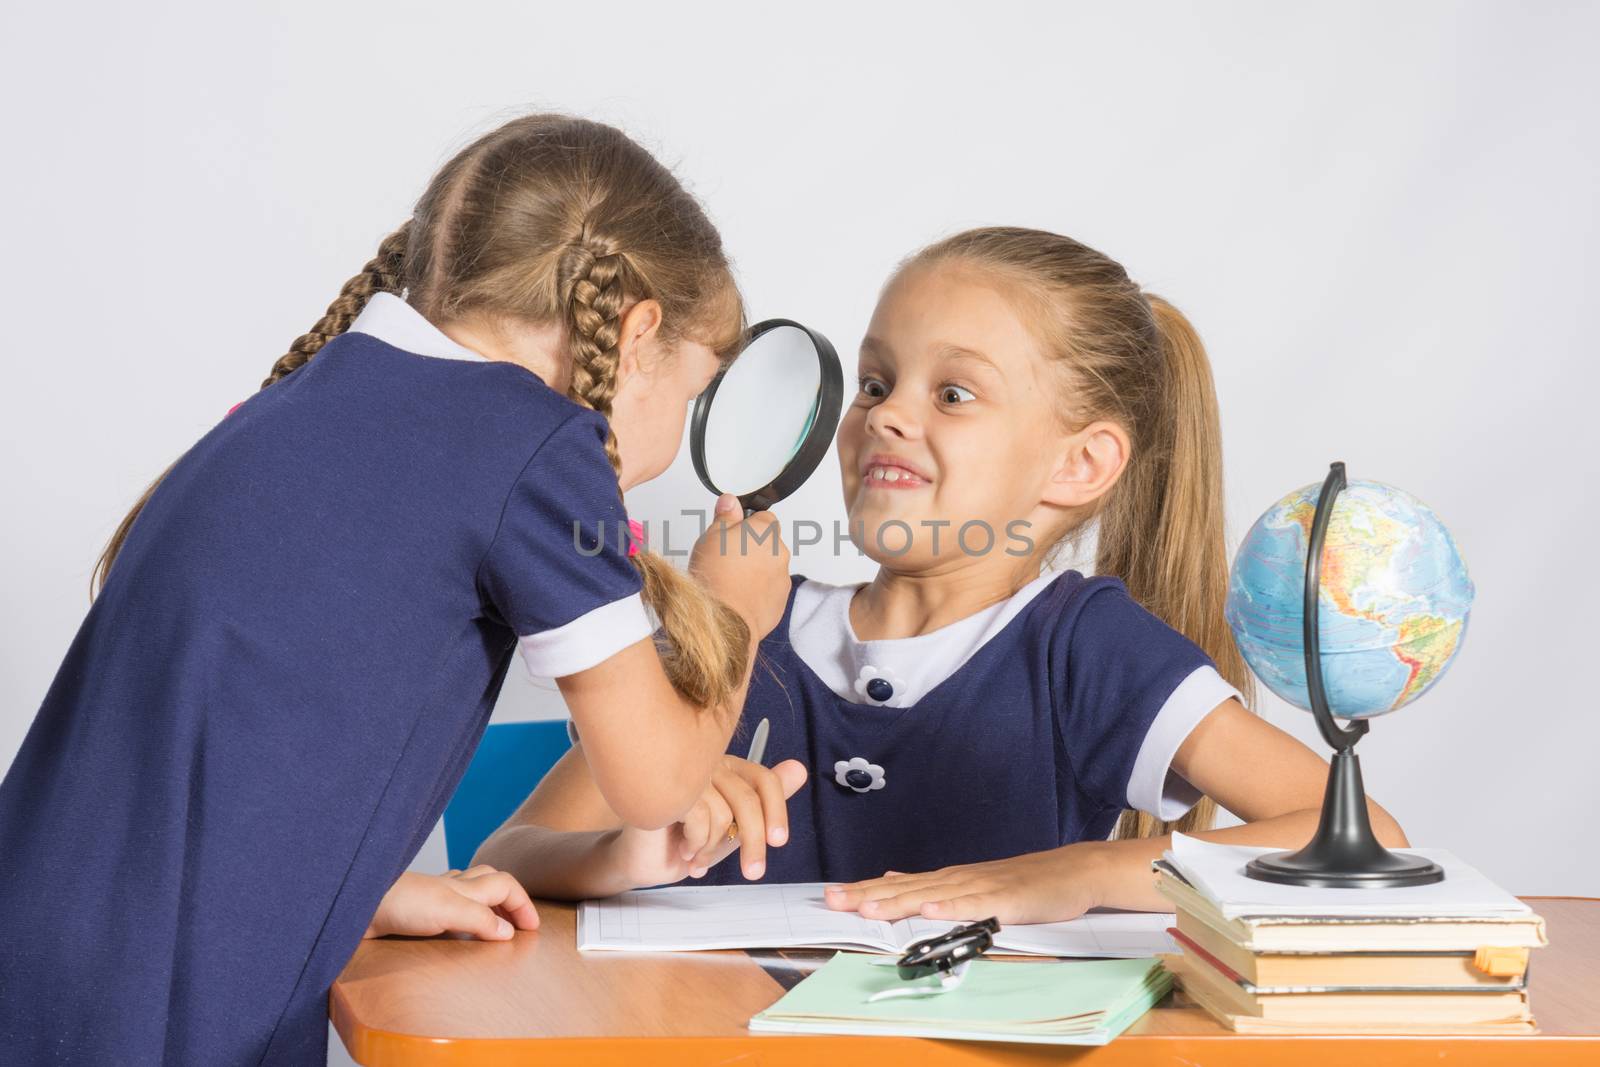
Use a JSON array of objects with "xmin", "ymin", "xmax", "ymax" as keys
[
  {"xmin": 888, "ymin": 910, "xmax": 1177, "ymax": 958},
  {"xmin": 578, "ymin": 882, "xmax": 899, "ymax": 951}
]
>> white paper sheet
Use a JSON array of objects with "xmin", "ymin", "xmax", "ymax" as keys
[{"xmin": 577, "ymin": 881, "xmax": 1176, "ymax": 957}]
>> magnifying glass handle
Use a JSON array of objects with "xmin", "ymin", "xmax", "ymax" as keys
[{"xmin": 741, "ymin": 490, "xmax": 777, "ymax": 516}]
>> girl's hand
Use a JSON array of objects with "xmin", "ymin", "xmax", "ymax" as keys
[
  {"xmin": 821, "ymin": 844, "xmax": 1110, "ymax": 924},
  {"xmin": 612, "ymin": 755, "xmax": 808, "ymax": 886},
  {"xmin": 363, "ymin": 867, "xmax": 541, "ymax": 940},
  {"xmin": 690, "ymin": 493, "xmax": 790, "ymax": 639}
]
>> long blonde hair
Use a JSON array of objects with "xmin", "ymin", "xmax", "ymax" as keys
[
  {"xmin": 94, "ymin": 114, "xmax": 751, "ymax": 714},
  {"xmin": 904, "ymin": 227, "xmax": 1255, "ymax": 840}
]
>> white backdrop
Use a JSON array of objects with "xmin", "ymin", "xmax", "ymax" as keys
[{"xmin": 3, "ymin": 6, "xmax": 1595, "ymax": 1058}]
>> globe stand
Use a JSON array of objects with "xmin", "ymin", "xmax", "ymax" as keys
[{"xmin": 1244, "ymin": 461, "xmax": 1443, "ymax": 889}]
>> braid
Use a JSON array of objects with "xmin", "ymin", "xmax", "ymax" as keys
[
  {"xmin": 261, "ymin": 220, "xmax": 411, "ymax": 389},
  {"xmin": 557, "ymin": 235, "xmax": 750, "ymax": 716},
  {"xmin": 561, "ymin": 238, "xmax": 631, "ymax": 476}
]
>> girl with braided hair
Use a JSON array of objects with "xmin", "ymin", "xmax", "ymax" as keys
[{"xmin": 0, "ymin": 114, "xmax": 790, "ymax": 1064}]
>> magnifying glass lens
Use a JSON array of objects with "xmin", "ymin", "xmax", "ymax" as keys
[{"xmin": 691, "ymin": 321, "xmax": 842, "ymax": 510}]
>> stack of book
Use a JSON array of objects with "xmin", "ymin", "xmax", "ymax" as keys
[{"xmin": 1156, "ymin": 833, "xmax": 1547, "ymax": 1035}]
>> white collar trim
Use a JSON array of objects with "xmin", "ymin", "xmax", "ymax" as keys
[
  {"xmin": 789, "ymin": 569, "xmax": 1064, "ymax": 708},
  {"xmin": 347, "ymin": 292, "xmax": 485, "ymax": 362}
]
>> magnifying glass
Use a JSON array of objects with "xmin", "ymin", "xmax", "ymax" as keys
[{"xmin": 689, "ymin": 319, "xmax": 844, "ymax": 514}]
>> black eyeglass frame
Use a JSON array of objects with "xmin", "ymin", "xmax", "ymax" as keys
[{"xmin": 893, "ymin": 917, "xmax": 1000, "ymax": 980}]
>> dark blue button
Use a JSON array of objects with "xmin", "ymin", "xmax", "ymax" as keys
[
  {"xmin": 866, "ymin": 677, "xmax": 894, "ymax": 702},
  {"xmin": 845, "ymin": 769, "xmax": 874, "ymax": 789}
]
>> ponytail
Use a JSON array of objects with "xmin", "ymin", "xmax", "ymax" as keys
[
  {"xmin": 92, "ymin": 221, "xmax": 413, "ymax": 595},
  {"xmin": 1098, "ymin": 294, "xmax": 1255, "ymax": 841}
]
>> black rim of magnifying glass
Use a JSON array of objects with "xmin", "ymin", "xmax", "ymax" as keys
[{"xmin": 689, "ymin": 318, "xmax": 844, "ymax": 513}]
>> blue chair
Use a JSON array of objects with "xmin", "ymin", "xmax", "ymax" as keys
[{"xmin": 442, "ymin": 720, "xmax": 572, "ymax": 870}]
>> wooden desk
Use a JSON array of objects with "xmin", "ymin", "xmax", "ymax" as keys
[{"xmin": 332, "ymin": 896, "xmax": 1599, "ymax": 1065}]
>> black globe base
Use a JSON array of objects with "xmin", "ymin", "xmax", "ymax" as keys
[
  {"xmin": 1245, "ymin": 749, "xmax": 1442, "ymax": 889},
  {"xmin": 1246, "ymin": 849, "xmax": 1442, "ymax": 889}
]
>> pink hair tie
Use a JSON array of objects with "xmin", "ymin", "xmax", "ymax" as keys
[{"xmin": 626, "ymin": 518, "xmax": 647, "ymax": 558}]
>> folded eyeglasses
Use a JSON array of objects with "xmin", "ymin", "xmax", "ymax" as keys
[{"xmin": 864, "ymin": 917, "xmax": 1001, "ymax": 1002}]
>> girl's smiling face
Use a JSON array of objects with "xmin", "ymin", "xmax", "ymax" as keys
[{"xmin": 838, "ymin": 262, "xmax": 1124, "ymax": 570}]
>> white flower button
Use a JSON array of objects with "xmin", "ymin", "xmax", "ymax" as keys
[
  {"xmin": 834, "ymin": 756, "xmax": 887, "ymax": 793},
  {"xmin": 853, "ymin": 664, "xmax": 906, "ymax": 705}
]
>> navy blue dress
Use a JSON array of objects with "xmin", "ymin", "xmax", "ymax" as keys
[
  {"xmin": 703, "ymin": 571, "xmax": 1220, "ymax": 885},
  {"xmin": 0, "ymin": 330, "xmax": 645, "ymax": 1063}
]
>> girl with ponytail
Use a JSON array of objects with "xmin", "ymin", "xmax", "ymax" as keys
[
  {"xmin": 0, "ymin": 114, "xmax": 790, "ymax": 1065},
  {"xmin": 489, "ymin": 226, "xmax": 1412, "ymax": 928}
]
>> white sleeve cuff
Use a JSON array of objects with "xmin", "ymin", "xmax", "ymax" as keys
[
  {"xmin": 516, "ymin": 591, "xmax": 654, "ymax": 678},
  {"xmin": 1125, "ymin": 665, "xmax": 1241, "ymax": 820}
]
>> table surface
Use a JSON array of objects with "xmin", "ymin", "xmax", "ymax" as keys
[{"xmin": 331, "ymin": 895, "xmax": 1599, "ymax": 1066}]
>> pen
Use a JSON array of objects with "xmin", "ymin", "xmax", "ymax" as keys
[{"xmin": 746, "ymin": 717, "xmax": 770, "ymax": 765}]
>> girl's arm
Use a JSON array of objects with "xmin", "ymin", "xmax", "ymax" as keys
[
  {"xmin": 472, "ymin": 722, "xmax": 808, "ymax": 900},
  {"xmin": 1084, "ymin": 696, "xmax": 1408, "ymax": 910},
  {"xmin": 468, "ymin": 746, "xmax": 637, "ymax": 899},
  {"xmin": 823, "ymin": 698, "xmax": 1411, "ymax": 923},
  {"xmin": 552, "ymin": 498, "xmax": 788, "ymax": 831},
  {"xmin": 551, "ymin": 624, "xmax": 761, "ymax": 831}
]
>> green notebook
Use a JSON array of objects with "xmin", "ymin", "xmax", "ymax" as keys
[{"xmin": 749, "ymin": 953, "xmax": 1171, "ymax": 1045}]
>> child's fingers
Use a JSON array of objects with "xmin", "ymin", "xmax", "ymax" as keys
[
  {"xmin": 731, "ymin": 761, "xmax": 788, "ymax": 848},
  {"xmin": 709, "ymin": 493, "xmax": 740, "ymax": 533},
  {"xmin": 920, "ymin": 892, "xmax": 1014, "ymax": 924},
  {"xmin": 687, "ymin": 789, "xmax": 735, "ymax": 874},
  {"xmin": 679, "ymin": 799, "xmax": 712, "ymax": 860},
  {"xmin": 836, "ymin": 871, "xmax": 940, "ymax": 897},
  {"xmin": 719, "ymin": 777, "xmax": 768, "ymax": 879},
  {"xmin": 771, "ymin": 758, "xmax": 808, "ymax": 799},
  {"xmin": 448, "ymin": 864, "xmax": 497, "ymax": 880},
  {"xmin": 447, "ymin": 870, "xmax": 540, "ymax": 931},
  {"xmin": 431, "ymin": 887, "xmax": 517, "ymax": 941},
  {"xmin": 857, "ymin": 882, "xmax": 968, "ymax": 921},
  {"xmin": 741, "ymin": 510, "xmax": 779, "ymax": 542},
  {"xmin": 823, "ymin": 883, "xmax": 880, "ymax": 910},
  {"xmin": 825, "ymin": 889, "xmax": 864, "ymax": 915},
  {"xmin": 455, "ymin": 871, "xmax": 540, "ymax": 931},
  {"xmin": 823, "ymin": 869, "xmax": 943, "ymax": 910}
]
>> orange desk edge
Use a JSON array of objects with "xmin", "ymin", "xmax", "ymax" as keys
[{"xmin": 331, "ymin": 895, "xmax": 1600, "ymax": 1066}]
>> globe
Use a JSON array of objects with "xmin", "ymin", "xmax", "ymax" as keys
[{"xmin": 1225, "ymin": 479, "xmax": 1475, "ymax": 719}]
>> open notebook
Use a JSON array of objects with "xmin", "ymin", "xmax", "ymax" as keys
[{"xmin": 577, "ymin": 882, "xmax": 1177, "ymax": 958}]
